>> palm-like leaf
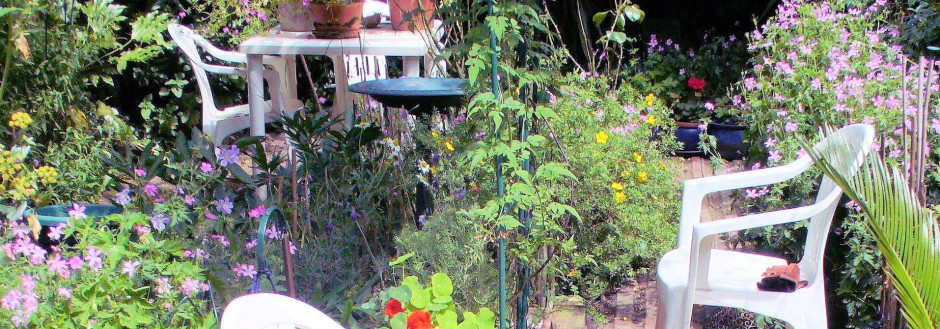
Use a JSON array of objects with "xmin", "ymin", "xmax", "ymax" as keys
[{"xmin": 805, "ymin": 132, "xmax": 940, "ymax": 329}]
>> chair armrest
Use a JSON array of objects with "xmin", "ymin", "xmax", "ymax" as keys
[
  {"xmin": 684, "ymin": 157, "xmax": 812, "ymax": 196},
  {"xmin": 683, "ymin": 187, "xmax": 841, "ymax": 293}
]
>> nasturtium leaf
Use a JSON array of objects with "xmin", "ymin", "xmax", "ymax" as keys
[
  {"xmin": 402, "ymin": 276, "xmax": 422, "ymax": 292},
  {"xmin": 433, "ymin": 295, "xmax": 453, "ymax": 304},
  {"xmin": 436, "ymin": 310, "xmax": 458, "ymax": 329},
  {"xmin": 410, "ymin": 288, "xmax": 431, "ymax": 309},
  {"xmin": 390, "ymin": 312, "xmax": 408, "ymax": 329},
  {"xmin": 477, "ymin": 307, "xmax": 496, "ymax": 329},
  {"xmin": 431, "ymin": 273, "xmax": 454, "ymax": 297},
  {"xmin": 388, "ymin": 286, "xmax": 412, "ymax": 304},
  {"xmin": 428, "ymin": 302, "xmax": 449, "ymax": 312}
]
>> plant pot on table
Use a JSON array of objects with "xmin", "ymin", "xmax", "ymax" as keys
[
  {"xmin": 31, "ymin": 204, "xmax": 122, "ymax": 250},
  {"xmin": 310, "ymin": 0, "xmax": 365, "ymax": 39},
  {"xmin": 707, "ymin": 120, "xmax": 747, "ymax": 160},
  {"xmin": 389, "ymin": 0, "xmax": 435, "ymax": 31},
  {"xmin": 673, "ymin": 121, "xmax": 705, "ymax": 157}
]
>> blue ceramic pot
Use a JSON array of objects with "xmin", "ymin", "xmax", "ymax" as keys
[
  {"xmin": 708, "ymin": 122, "xmax": 748, "ymax": 160},
  {"xmin": 674, "ymin": 121, "xmax": 704, "ymax": 156}
]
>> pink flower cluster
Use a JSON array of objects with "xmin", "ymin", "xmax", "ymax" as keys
[{"xmin": 1, "ymin": 275, "xmax": 39, "ymax": 326}]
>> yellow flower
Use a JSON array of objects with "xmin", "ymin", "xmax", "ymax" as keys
[
  {"xmin": 595, "ymin": 131, "xmax": 610, "ymax": 144},
  {"xmin": 611, "ymin": 182, "xmax": 624, "ymax": 191},
  {"xmin": 645, "ymin": 115, "xmax": 657, "ymax": 125},
  {"xmin": 8, "ymin": 112, "xmax": 32, "ymax": 129},
  {"xmin": 621, "ymin": 170, "xmax": 632, "ymax": 178},
  {"xmin": 632, "ymin": 152, "xmax": 643, "ymax": 163},
  {"xmin": 615, "ymin": 192, "xmax": 627, "ymax": 203},
  {"xmin": 36, "ymin": 166, "xmax": 59, "ymax": 184},
  {"xmin": 637, "ymin": 171, "xmax": 649, "ymax": 182},
  {"xmin": 431, "ymin": 131, "xmax": 439, "ymax": 138},
  {"xmin": 645, "ymin": 94, "xmax": 656, "ymax": 107},
  {"xmin": 445, "ymin": 140, "xmax": 455, "ymax": 152}
]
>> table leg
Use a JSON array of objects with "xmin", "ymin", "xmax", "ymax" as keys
[
  {"xmin": 247, "ymin": 54, "xmax": 267, "ymax": 201},
  {"xmin": 403, "ymin": 57, "xmax": 420, "ymax": 78},
  {"xmin": 329, "ymin": 54, "xmax": 353, "ymax": 128}
]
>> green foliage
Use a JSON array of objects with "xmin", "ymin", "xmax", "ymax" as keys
[
  {"xmin": 545, "ymin": 74, "xmax": 681, "ymax": 302},
  {"xmin": 359, "ymin": 272, "xmax": 496, "ymax": 329},
  {"xmin": 0, "ymin": 212, "xmax": 212, "ymax": 327},
  {"xmin": 899, "ymin": 0, "xmax": 940, "ymax": 56},
  {"xmin": 37, "ymin": 128, "xmax": 118, "ymax": 205},
  {"xmin": 809, "ymin": 135, "xmax": 940, "ymax": 328},
  {"xmin": 628, "ymin": 32, "xmax": 749, "ymax": 122}
]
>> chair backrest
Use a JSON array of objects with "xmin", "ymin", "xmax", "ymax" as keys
[
  {"xmin": 167, "ymin": 23, "xmax": 228, "ymax": 115},
  {"xmin": 344, "ymin": 55, "xmax": 388, "ymax": 84},
  {"xmin": 799, "ymin": 124, "xmax": 874, "ymax": 278},
  {"xmin": 220, "ymin": 293, "xmax": 345, "ymax": 329}
]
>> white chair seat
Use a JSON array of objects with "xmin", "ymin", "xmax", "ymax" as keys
[
  {"xmin": 659, "ymin": 249, "xmax": 787, "ymax": 294},
  {"xmin": 220, "ymin": 293, "xmax": 345, "ymax": 329},
  {"xmin": 213, "ymin": 99, "xmax": 305, "ymax": 120}
]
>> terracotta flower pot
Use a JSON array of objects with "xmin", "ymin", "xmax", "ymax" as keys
[
  {"xmin": 389, "ymin": 0, "xmax": 435, "ymax": 31},
  {"xmin": 278, "ymin": 2, "xmax": 315, "ymax": 32},
  {"xmin": 310, "ymin": 1, "xmax": 364, "ymax": 39}
]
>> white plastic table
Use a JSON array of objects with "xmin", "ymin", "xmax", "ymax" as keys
[{"xmin": 239, "ymin": 26, "xmax": 436, "ymax": 138}]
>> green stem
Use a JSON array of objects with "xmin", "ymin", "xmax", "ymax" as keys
[{"xmin": 0, "ymin": 15, "xmax": 15, "ymax": 107}]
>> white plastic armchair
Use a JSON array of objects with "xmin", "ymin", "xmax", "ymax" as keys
[
  {"xmin": 655, "ymin": 124, "xmax": 875, "ymax": 329},
  {"xmin": 168, "ymin": 23, "xmax": 304, "ymax": 146},
  {"xmin": 220, "ymin": 293, "xmax": 345, "ymax": 329}
]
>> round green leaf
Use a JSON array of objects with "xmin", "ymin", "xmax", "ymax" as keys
[
  {"xmin": 388, "ymin": 286, "xmax": 412, "ymax": 304},
  {"xmin": 431, "ymin": 273, "xmax": 454, "ymax": 297},
  {"xmin": 436, "ymin": 310, "xmax": 458, "ymax": 329},
  {"xmin": 432, "ymin": 295, "xmax": 453, "ymax": 304},
  {"xmin": 390, "ymin": 312, "xmax": 407, "ymax": 329},
  {"xmin": 410, "ymin": 288, "xmax": 431, "ymax": 309}
]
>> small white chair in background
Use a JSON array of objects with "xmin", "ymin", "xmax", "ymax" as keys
[
  {"xmin": 655, "ymin": 124, "xmax": 875, "ymax": 329},
  {"xmin": 220, "ymin": 293, "xmax": 345, "ymax": 329},
  {"xmin": 168, "ymin": 23, "xmax": 304, "ymax": 146}
]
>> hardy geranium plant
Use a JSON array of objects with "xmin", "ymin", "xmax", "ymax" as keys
[{"xmin": 0, "ymin": 212, "xmax": 213, "ymax": 327}]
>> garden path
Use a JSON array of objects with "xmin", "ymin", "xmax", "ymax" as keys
[{"xmin": 539, "ymin": 157, "xmax": 744, "ymax": 329}]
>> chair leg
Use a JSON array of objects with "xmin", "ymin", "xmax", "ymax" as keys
[{"xmin": 655, "ymin": 279, "xmax": 690, "ymax": 329}]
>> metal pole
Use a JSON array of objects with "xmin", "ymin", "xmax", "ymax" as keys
[
  {"xmin": 488, "ymin": 0, "xmax": 507, "ymax": 328},
  {"xmin": 514, "ymin": 33, "xmax": 531, "ymax": 329}
]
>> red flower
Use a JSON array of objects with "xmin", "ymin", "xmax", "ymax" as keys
[
  {"xmin": 385, "ymin": 299, "xmax": 404, "ymax": 317},
  {"xmin": 688, "ymin": 77, "xmax": 706, "ymax": 91},
  {"xmin": 407, "ymin": 310, "xmax": 433, "ymax": 329}
]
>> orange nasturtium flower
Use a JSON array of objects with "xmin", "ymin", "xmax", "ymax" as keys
[
  {"xmin": 385, "ymin": 299, "xmax": 404, "ymax": 317},
  {"xmin": 407, "ymin": 310, "xmax": 433, "ymax": 329}
]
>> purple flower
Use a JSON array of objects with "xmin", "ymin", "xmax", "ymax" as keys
[
  {"xmin": 144, "ymin": 184, "xmax": 159, "ymax": 197},
  {"xmin": 84, "ymin": 247, "xmax": 103, "ymax": 272},
  {"xmin": 318, "ymin": 97, "xmax": 327, "ymax": 104},
  {"xmin": 47, "ymin": 224, "xmax": 66, "ymax": 241},
  {"xmin": 704, "ymin": 102, "xmax": 715, "ymax": 111},
  {"xmin": 217, "ymin": 145, "xmax": 240, "ymax": 167},
  {"xmin": 57, "ymin": 288, "xmax": 72, "ymax": 300},
  {"xmin": 249, "ymin": 205, "xmax": 266, "ymax": 219},
  {"xmin": 46, "ymin": 254, "xmax": 70, "ymax": 278},
  {"xmin": 180, "ymin": 278, "xmax": 201, "ymax": 295},
  {"xmin": 67, "ymin": 256, "xmax": 83, "ymax": 270},
  {"xmin": 68, "ymin": 203, "xmax": 87, "ymax": 220},
  {"xmin": 764, "ymin": 137, "xmax": 777, "ymax": 148},
  {"xmin": 233, "ymin": 263, "xmax": 257, "ymax": 278},
  {"xmin": 350, "ymin": 208, "xmax": 360, "ymax": 221},
  {"xmin": 784, "ymin": 121, "xmax": 798, "ymax": 132},
  {"xmin": 178, "ymin": 11, "xmax": 186, "ymax": 18},
  {"xmin": 215, "ymin": 197, "xmax": 234, "ymax": 215},
  {"xmin": 116, "ymin": 188, "xmax": 131, "ymax": 206},
  {"xmin": 122, "ymin": 261, "xmax": 140, "ymax": 278},
  {"xmin": 184, "ymin": 195, "xmax": 196, "ymax": 206},
  {"xmin": 151, "ymin": 213, "xmax": 169, "ymax": 231},
  {"xmin": 135, "ymin": 168, "xmax": 147, "ymax": 178},
  {"xmin": 768, "ymin": 150, "xmax": 783, "ymax": 163},
  {"xmin": 200, "ymin": 161, "xmax": 214, "ymax": 173}
]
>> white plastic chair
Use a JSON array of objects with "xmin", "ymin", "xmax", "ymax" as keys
[
  {"xmin": 220, "ymin": 293, "xmax": 345, "ymax": 329},
  {"xmin": 343, "ymin": 55, "xmax": 388, "ymax": 84},
  {"xmin": 168, "ymin": 24, "xmax": 304, "ymax": 146},
  {"xmin": 655, "ymin": 124, "xmax": 875, "ymax": 329}
]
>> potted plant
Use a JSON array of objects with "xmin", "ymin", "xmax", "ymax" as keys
[
  {"xmin": 275, "ymin": 0, "xmax": 315, "ymax": 32},
  {"xmin": 389, "ymin": 0, "xmax": 435, "ymax": 31},
  {"xmin": 309, "ymin": 0, "xmax": 366, "ymax": 38}
]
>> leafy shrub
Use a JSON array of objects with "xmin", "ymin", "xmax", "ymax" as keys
[
  {"xmin": 546, "ymin": 74, "xmax": 681, "ymax": 301},
  {"xmin": 899, "ymin": 0, "xmax": 940, "ymax": 55}
]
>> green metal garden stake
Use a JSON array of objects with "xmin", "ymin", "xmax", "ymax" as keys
[{"xmin": 487, "ymin": 0, "xmax": 507, "ymax": 328}]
